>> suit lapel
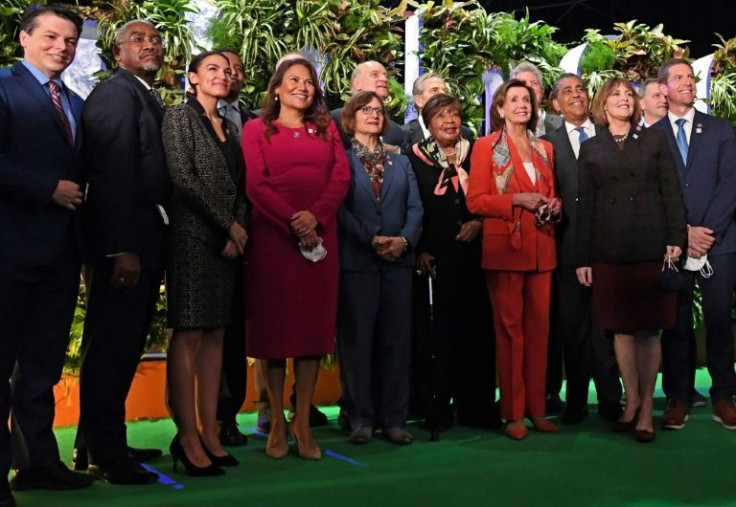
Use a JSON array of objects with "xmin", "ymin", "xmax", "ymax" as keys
[
  {"xmin": 380, "ymin": 153, "xmax": 395, "ymax": 200},
  {"xmin": 653, "ymin": 116, "xmax": 686, "ymax": 177},
  {"xmin": 117, "ymin": 69, "xmax": 164, "ymax": 124},
  {"xmin": 687, "ymin": 111, "xmax": 707, "ymax": 170},
  {"xmin": 13, "ymin": 63, "xmax": 75, "ymax": 149},
  {"xmin": 349, "ymin": 151, "xmax": 381, "ymax": 207}
]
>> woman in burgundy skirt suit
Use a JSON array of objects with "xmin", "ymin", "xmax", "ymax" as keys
[
  {"xmin": 241, "ymin": 59, "xmax": 350, "ymax": 460},
  {"xmin": 576, "ymin": 78, "xmax": 686, "ymax": 442}
]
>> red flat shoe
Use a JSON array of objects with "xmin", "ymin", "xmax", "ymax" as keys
[
  {"xmin": 531, "ymin": 418, "xmax": 559, "ymax": 433},
  {"xmin": 505, "ymin": 422, "xmax": 528, "ymax": 440}
]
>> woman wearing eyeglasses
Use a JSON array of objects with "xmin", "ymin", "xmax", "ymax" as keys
[{"xmin": 337, "ymin": 91, "xmax": 423, "ymax": 445}]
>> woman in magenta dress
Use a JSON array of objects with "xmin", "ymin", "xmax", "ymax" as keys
[{"xmin": 241, "ymin": 58, "xmax": 350, "ymax": 460}]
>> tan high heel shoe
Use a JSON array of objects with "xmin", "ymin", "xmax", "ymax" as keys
[
  {"xmin": 290, "ymin": 420, "xmax": 321, "ymax": 460},
  {"xmin": 265, "ymin": 424, "xmax": 288, "ymax": 459}
]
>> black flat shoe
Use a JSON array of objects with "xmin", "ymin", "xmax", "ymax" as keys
[
  {"xmin": 169, "ymin": 437, "xmax": 225, "ymax": 477},
  {"xmin": 348, "ymin": 426, "xmax": 373, "ymax": 445},
  {"xmin": 201, "ymin": 438, "xmax": 239, "ymax": 467},
  {"xmin": 127, "ymin": 446, "xmax": 163, "ymax": 463},
  {"xmin": 384, "ymin": 427, "xmax": 413, "ymax": 445},
  {"xmin": 88, "ymin": 457, "xmax": 157, "ymax": 485},
  {"xmin": 218, "ymin": 421, "xmax": 249, "ymax": 447},
  {"xmin": 10, "ymin": 461, "xmax": 94, "ymax": 491}
]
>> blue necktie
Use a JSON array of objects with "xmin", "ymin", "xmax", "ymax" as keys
[
  {"xmin": 675, "ymin": 118, "xmax": 688, "ymax": 164},
  {"xmin": 575, "ymin": 126, "xmax": 588, "ymax": 142}
]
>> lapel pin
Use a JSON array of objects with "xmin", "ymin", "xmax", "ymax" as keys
[{"xmin": 695, "ymin": 123, "xmax": 702, "ymax": 134}]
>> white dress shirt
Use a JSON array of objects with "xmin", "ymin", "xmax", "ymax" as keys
[
  {"xmin": 667, "ymin": 107, "xmax": 696, "ymax": 145},
  {"xmin": 564, "ymin": 118, "xmax": 596, "ymax": 159}
]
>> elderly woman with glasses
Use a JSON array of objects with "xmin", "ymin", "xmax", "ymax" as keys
[
  {"xmin": 406, "ymin": 93, "xmax": 497, "ymax": 432},
  {"xmin": 337, "ymin": 91, "xmax": 423, "ymax": 445}
]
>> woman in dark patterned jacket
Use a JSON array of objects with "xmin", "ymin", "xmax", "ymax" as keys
[
  {"xmin": 576, "ymin": 77, "xmax": 686, "ymax": 442},
  {"xmin": 162, "ymin": 51, "xmax": 247, "ymax": 475}
]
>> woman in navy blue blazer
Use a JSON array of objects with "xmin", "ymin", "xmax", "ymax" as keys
[{"xmin": 337, "ymin": 91, "xmax": 423, "ymax": 445}]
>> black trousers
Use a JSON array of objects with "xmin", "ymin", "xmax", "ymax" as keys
[
  {"xmin": 662, "ymin": 253, "xmax": 736, "ymax": 402},
  {"xmin": 75, "ymin": 264, "xmax": 162, "ymax": 465},
  {"xmin": 546, "ymin": 283, "xmax": 564, "ymax": 399},
  {"xmin": 0, "ymin": 238, "xmax": 80, "ymax": 474},
  {"xmin": 217, "ymin": 264, "xmax": 247, "ymax": 424},
  {"xmin": 413, "ymin": 257, "xmax": 496, "ymax": 427},
  {"xmin": 556, "ymin": 267, "xmax": 621, "ymax": 411}
]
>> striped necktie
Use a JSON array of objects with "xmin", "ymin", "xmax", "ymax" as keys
[{"xmin": 48, "ymin": 81, "xmax": 73, "ymax": 145}]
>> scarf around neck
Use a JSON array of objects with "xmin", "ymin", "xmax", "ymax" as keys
[
  {"xmin": 352, "ymin": 137, "xmax": 385, "ymax": 199},
  {"xmin": 414, "ymin": 136, "xmax": 471, "ymax": 196}
]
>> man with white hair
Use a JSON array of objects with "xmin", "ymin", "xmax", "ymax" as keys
[
  {"xmin": 332, "ymin": 60, "xmax": 408, "ymax": 152},
  {"xmin": 510, "ymin": 61, "xmax": 563, "ymax": 137}
]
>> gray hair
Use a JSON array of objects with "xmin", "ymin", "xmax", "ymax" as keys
[
  {"xmin": 350, "ymin": 60, "xmax": 384, "ymax": 95},
  {"xmin": 114, "ymin": 20, "xmax": 158, "ymax": 45},
  {"xmin": 510, "ymin": 61, "xmax": 543, "ymax": 84},
  {"xmin": 412, "ymin": 72, "xmax": 444, "ymax": 97},
  {"xmin": 550, "ymin": 73, "xmax": 584, "ymax": 100},
  {"xmin": 638, "ymin": 77, "xmax": 660, "ymax": 98}
]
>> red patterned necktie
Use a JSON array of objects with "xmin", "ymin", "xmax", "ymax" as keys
[{"xmin": 48, "ymin": 81, "xmax": 74, "ymax": 145}]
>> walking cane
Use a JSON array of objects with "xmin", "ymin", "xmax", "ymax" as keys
[{"xmin": 426, "ymin": 274, "xmax": 440, "ymax": 442}]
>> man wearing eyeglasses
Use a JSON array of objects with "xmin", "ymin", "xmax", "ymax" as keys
[{"xmin": 72, "ymin": 19, "xmax": 171, "ymax": 485}]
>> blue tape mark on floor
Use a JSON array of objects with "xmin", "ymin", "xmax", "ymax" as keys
[
  {"xmin": 325, "ymin": 449, "xmax": 368, "ymax": 467},
  {"xmin": 141, "ymin": 463, "xmax": 184, "ymax": 489}
]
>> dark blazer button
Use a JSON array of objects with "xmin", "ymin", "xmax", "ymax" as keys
[
  {"xmin": 454, "ymin": 199, "xmax": 460, "ymax": 205},
  {"xmin": 610, "ymin": 198, "xmax": 616, "ymax": 204},
  {"xmin": 629, "ymin": 196, "xmax": 634, "ymax": 201}
]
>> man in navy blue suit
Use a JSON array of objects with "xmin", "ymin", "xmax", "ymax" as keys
[
  {"xmin": 654, "ymin": 58, "xmax": 736, "ymax": 431},
  {"xmin": 0, "ymin": 5, "xmax": 94, "ymax": 505}
]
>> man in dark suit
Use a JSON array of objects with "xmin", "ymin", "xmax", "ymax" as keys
[
  {"xmin": 543, "ymin": 74, "xmax": 622, "ymax": 424},
  {"xmin": 654, "ymin": 58, "xmax": 736, "ymax": 430},
  {"xmin": 215, "ymin": 48, "xmax": 254, "ymax": 447},
  {"xmin": 402, "ymin": 73, "xmax": 474, "ymax": 145},
  {"xmin": 72, "ymin": 20, "xmax": 170, "ymax": 485},
  {"xmin": 332, "ymin": 61, "xmax": 408, "ymax": 153},
  {"xmin": 0, "ymin": 6, "xmax": 94, "ymax": 503}
]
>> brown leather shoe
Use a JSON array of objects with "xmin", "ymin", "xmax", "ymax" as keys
[
  {"xmin": 712, "ymin": 398, "xmax": 736, "ymax": 430},
  {"xmin": 661, "ymin": 399, "xmax": 689, "ymax": 430}
]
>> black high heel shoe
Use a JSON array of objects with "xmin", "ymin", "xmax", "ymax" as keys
[
  {"xmin": 169, "ymin": 436, "xmax": 225, "ymax": 476},
  {"xmin": 200, "ymin": 438, "xmax": 239, "ymax": 467}
]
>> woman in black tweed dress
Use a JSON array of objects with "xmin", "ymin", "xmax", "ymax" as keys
[{"xmin": 162, "ymin": 51, "xmax": 247, "ymax": 475}]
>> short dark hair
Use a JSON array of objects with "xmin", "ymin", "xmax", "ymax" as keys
[
  {"xmin": 657, "ymin": 58, "xmax": 693, "ymax": 83},
  {"xmin": 421, "ymin": 93, "xmax": 462, "ymax": 126},
  {"xmin": 490, "ymin": 79, "xmax": 538, "ymax": 132},
  {"xmin": 590, "ymin": 77, "xmax": 641, "ymax": 127},
  {"xmin": 550, "ymin": 73, "xmax": 584, "ymax": 100},
  {"xmin": 20, "ymin": 4, "xmax": 83, "ymax": 38},
  {"xmin": 341, "ymin": 91, "xmax": 389, "ymax": 136}
]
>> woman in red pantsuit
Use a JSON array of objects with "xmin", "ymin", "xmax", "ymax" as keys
[
  {"xmin": 466, "ymin": 79, "xmax": 561, "ymax": 440},
  {"xmin": 241, "ymin": 59, "xmax": 350, "ymax": 460}
]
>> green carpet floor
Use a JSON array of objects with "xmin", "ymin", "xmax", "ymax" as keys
[{"xmin": 13, "ymin": 370, "xmax": 736, "ymax": 507}]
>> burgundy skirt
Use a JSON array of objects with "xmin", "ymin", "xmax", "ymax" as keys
[{"xmin": 592, "ymin": 261, "xmax": 676, "ymax": 332}]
